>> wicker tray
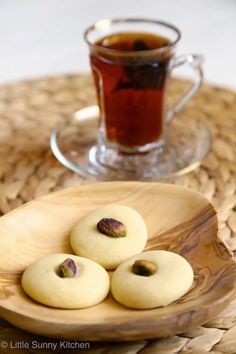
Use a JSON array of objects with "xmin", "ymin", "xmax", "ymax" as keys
[{"xmin": 0, "ymin": 74, "xmax": 235, "ymax": 353}]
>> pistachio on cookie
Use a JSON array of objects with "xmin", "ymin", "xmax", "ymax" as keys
[
  {"xmin": 132, "ymin": 259, "xmax": 157, "ymax": 276},
  {"xmin": 97, "ymin": 218, "xmax": 126, "ymax": 238},
  {"xmin": 57, "ymin": 258, "xmax": 77, "ymax": 278}
]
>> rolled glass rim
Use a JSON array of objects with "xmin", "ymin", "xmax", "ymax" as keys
[{"xmin": 84, "ymin": 17, "xmax": 181, "ymax": 56}]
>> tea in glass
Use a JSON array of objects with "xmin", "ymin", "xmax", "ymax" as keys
[
  {"xmin": 83, "ymin": 18, "xmax": 204, "ymax": 177},
  {"xmin": 91, "ymin": 32, "xmax": 172, "ymax": 150}
]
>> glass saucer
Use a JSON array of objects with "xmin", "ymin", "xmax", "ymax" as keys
[{"xmin": 50, "ymin": 106, "xmax": 212, "ymax": 181}]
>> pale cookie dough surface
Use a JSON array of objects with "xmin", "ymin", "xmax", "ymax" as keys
[
  {"xmin": 70, "ymin": 205, "xmax": 148, "ymax": 269},
  {"xmin": 111, "ymin": 250, "xmax": 194, "ymax": 309},
  {"xmin": 21, "ymin": 253, "xmax": 110, "ymax": 309}
]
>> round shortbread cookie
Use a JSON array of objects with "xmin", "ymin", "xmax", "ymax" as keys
[
  {"xmin": 21, "ymin": 253, "xmax": 110, "ymax": 309},
  {"xmin": 70, "ymin": 205, "xmax": 148, "ymax": 269},
  {"xmin": 111, "ymin": 250, "xmax": 194, "ymax": 309}
]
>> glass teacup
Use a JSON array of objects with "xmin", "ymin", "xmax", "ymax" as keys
[{"xmin": 84, "ymin": 18, "xmax": 204, "ymax": 176}]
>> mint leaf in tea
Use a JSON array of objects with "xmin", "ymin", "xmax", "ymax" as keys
[{"xmin": 133, "ymin": 39, "xmax": 149, "ymax": 51}]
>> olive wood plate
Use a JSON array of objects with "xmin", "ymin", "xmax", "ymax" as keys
[{"xmin": 0, "ymin": 182, "xmax": 235, "ymax": 341}]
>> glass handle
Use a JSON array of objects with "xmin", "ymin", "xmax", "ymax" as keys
[{"xmin": 167, "ymin": 54, "xmax": 204, "ymax": 122}]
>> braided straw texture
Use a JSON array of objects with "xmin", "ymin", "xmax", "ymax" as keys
[{"xmin": 0, "ymin": 74, "xmax": 235, "ymax": 353}]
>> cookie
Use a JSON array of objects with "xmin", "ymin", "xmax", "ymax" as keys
[
  {"xmin": 111, "ymin": 250, "xmax": 194, "ymax": 309},
  {"xmin": 21, "ymin": 253, "xmax": 110, "ymax": 309},
  {"xmin": 70, "ymin": 205, "xmax": 148, "ymax": 269}
]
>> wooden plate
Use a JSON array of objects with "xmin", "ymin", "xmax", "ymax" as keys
[{"xmin": 0, "ymin": 182, "xmax": 235, "ymax": 341}]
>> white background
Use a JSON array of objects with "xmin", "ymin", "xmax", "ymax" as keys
[{"xmin": 0, "ymin": 0, "xmax": 236, "ymax": 89}]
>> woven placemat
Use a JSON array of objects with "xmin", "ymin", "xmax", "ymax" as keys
[{"xmin": 0, "ymin": 74, "xmax": 235, "ymax": 353}]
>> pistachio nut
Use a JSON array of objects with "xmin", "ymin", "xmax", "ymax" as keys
[
  {"xmin": 58, "ymin": 258, "xmax": 77, "ymax": 278},
  {"xmin": 97, "ymin": 218, "xmax": 126, "ymax": 238},
  {"xmin": 132, "ymin": 259, "xmax": 157, "ymax": 276}
]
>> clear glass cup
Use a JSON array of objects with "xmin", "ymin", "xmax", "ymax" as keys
[{"xmin": 84, "ymin": 18, "xmax": 204, "ymax": 173}]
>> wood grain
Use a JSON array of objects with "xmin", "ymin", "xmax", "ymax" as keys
[{"xmin": 0, "ymin": 181, "xmax": 235, "ymax": 341}]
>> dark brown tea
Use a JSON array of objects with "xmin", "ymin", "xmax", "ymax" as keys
[{"xmin": 91, "ymin": 32, "xmax": 172, "ymax": 148}]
